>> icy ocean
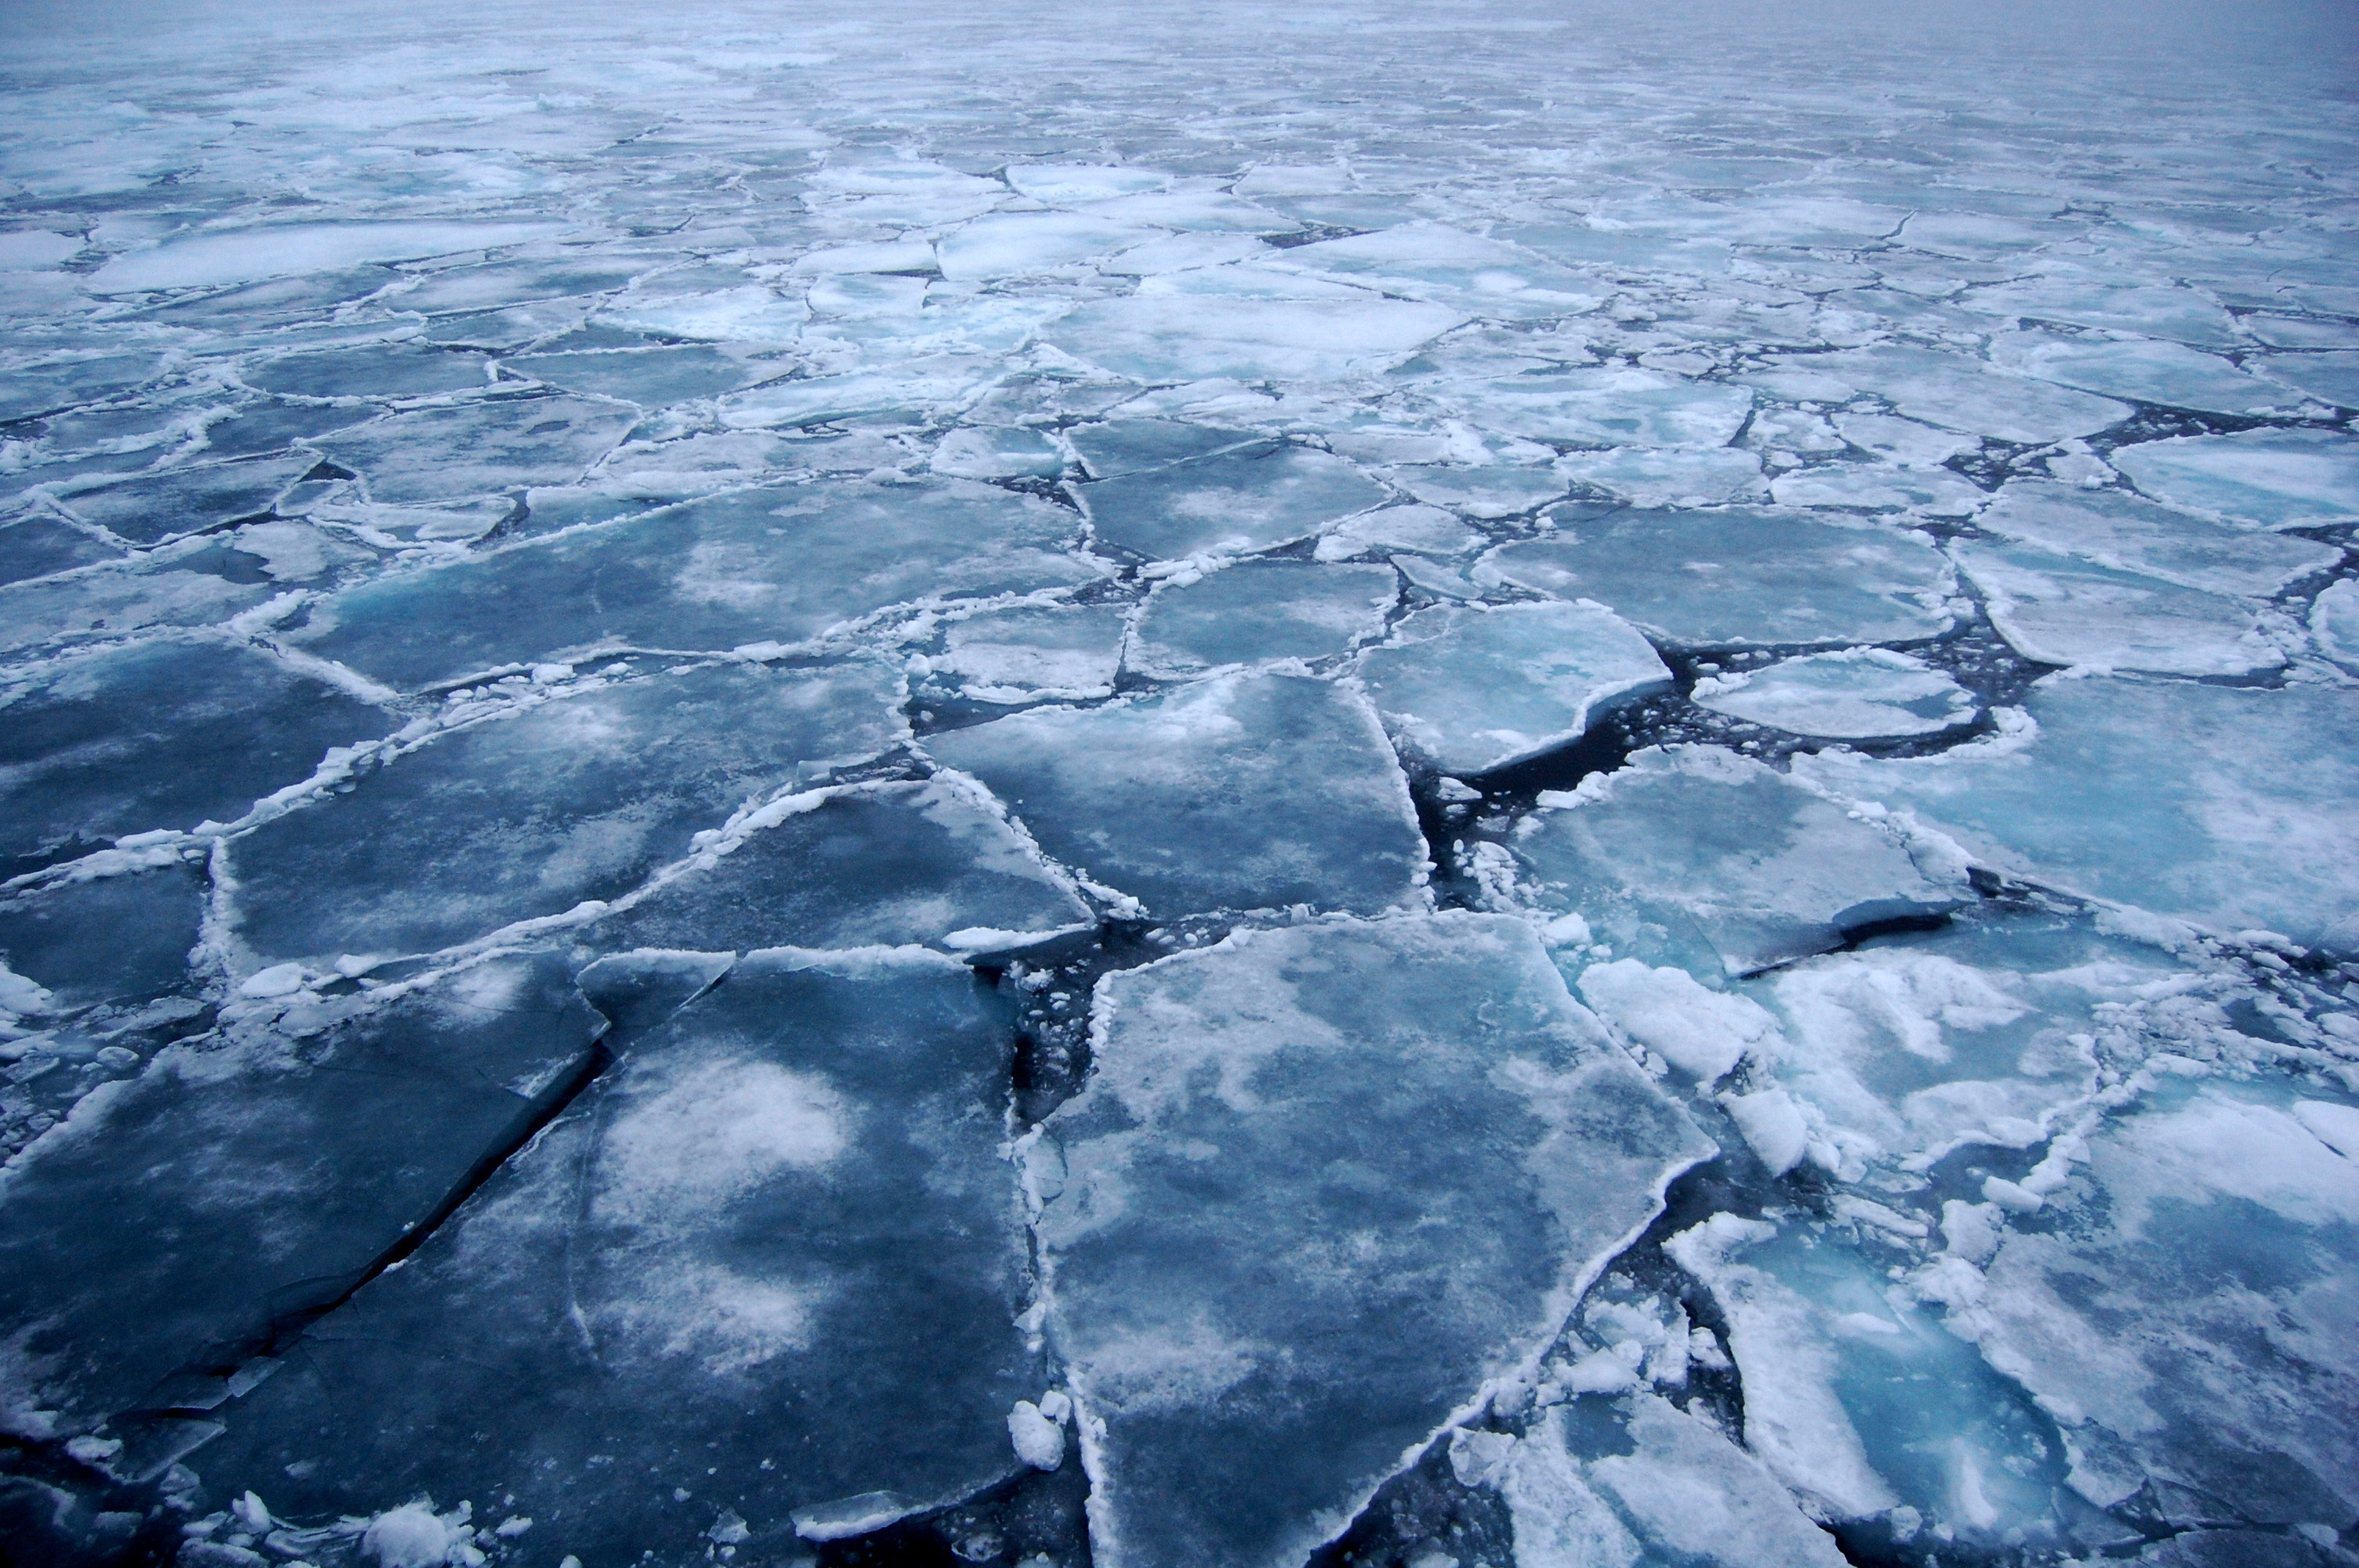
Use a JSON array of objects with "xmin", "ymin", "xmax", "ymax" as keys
[{"xmin": 2, "ymin": 0, "xmax": 2357, "ymax": 1564}]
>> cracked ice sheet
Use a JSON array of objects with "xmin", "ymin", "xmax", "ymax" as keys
[
  {"xmin": 925, "ymin": 671, "xmax": 1426, "ymax": 920},
  {"xmin": 223, "ymin": 659, "xmax": 907, "ymax": 964},
  {"xmin": 1027, "ymin": 913, "xmax": 1710, "ymax": 1568},
  {"xmin": 192, "ymin": 946, "xmax": 1037, "ymax": 1563},
  {"xmin": 1355, "ymin": 601, "xmax": 1672, "ymax": 775},
  {"xmin": 1478, "ymin": 507, "xmax": 1955, "ymax": 651},
  {"xmin": 286, "ymin": 477, "xmax": 1103, "ymax": 688},
  {"xmin": 0, "ymin": 950, "xmax": 602, "ymax": 1433},
  {"xmin": 1795, "ymin": 677, "xmax": 2359, "ymax": 953},
  {"xmin": 1511, "ymin": 746, "xmax": 1968, "ymax": 978}
]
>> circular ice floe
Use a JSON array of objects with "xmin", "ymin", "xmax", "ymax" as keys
[{"xmin": 1691, "ymin": 648, "xmax": 1976, "ymax": 738}]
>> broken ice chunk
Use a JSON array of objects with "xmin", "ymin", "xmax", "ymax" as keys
[
  {"xmin": 2259, "ymin": 349, "xmax": 2359, "ymax": 411},
  {"xmin": 601, "ymin": 778, "xmax": 1090, "ymax": 954},
  {"xmin": 1078, "ymin": 443, "xmax": 1384, "ymax": 563},
  {"xmin": 1514, "ymin": 746, "xmax": 1966, "ymax": 975},
  {"xmin": 0, "ymin": 861, "xmax": 205, "ymax": 1012},
  {"xmin": 0, "ymin": 556, "xmax": 276, "ymax": 656},
  {"xmin": 0, "ymin": 641, "xmax": 394, "ymax": 865},
  {"xmin": 1692, "ymin": 648, "xmax": 1976, "ymax": 739},
  {"xmin": 54, "ymin": 453, "xmax": 320, "ymax": 546},
  {"xmin": 1479, "ymin": 508, "xmax": 1954, "ymax": 650},
  {"xmin": 86, "ymin": 220, "xmax": 566, "ymax": 295},
  {"xmin": 2110, "ymin": 427, "xmax": 2359, "ymax": 528},
  {"xmin": 0, "ymin": 950, "xmax": 603, "ymax": 1431},
  {"xmin": 1575, "ymin": 959, "xmax": 1779, "ymax": 1084},
  {"xmin": 289, "ymin": 477, "xmax": 1100, "ymax": 688},
  {"xmin": 310, "ymin": 396, "xmax": 638, "ymax": 504},
  {"xmin": 1767, "ymin": 463, "xmax": 1986, "ymax": 517},
  {"xmin": 503, "ymin": 344, "xmax": 769, "ymax": 405},
  {"xmin": 925, "ymin": 672, "xmax": 1424, "ymax": 918},
  {"xmin": 935, "ymin": 212, "xmax": 1162, "ymax": 281},
  {"xmin": 1430, "ymin": 367, "xmax": 1753, "ymax": 449},
  {"xmin": 1556, "ymin": 447, "xmax": 1768, "ymax": 508},
  {"xmin": 1950, "ymin": 539, "xmax": 2284, "ymax": 677},
  {"xmin": 0, "ymin": 514, "xmax": 121, "ymax": 586},
  {"xmin": 1030, "ymin": 913, "xmax": 1710, "ymax": 1568},
  {"xmin": 1270, "ymin": 221, "xmax": 1604, "ymax": 321},
  {"xmin": 1830, "ymin": 411, "xmax": 1976, "ymax": 468},
  {"xmin": 1796, "ymin": 346, "xmax": 2132, "ymax": 445},
  {"xmin": 1042, "ymin": 266, "xmax": 1463, "ymax": 383},
  {"xmin": 930, "ymin": 425, "xmax": 1065, "ymax": 481},
  {"xmin": 1976, "ymin": 479, "xmax": 2340, "ymax": 598},
  {"xmin": 1961, "ymin": 1081, "xmax": 2359, "ymax": 1527},
  {"xmin": 1126, "ymin": 560, "xmax": 1395, "ymax": 677},
  {"xmin": 226, "ymin": 660, "xmax": 905, "ymax": 961},
  {"xmin": 2312, "ymin": 579, "xmax": 2359, "ymax": 672},
  {"xmin": 242, "ymin": 343, "xmax": 490, "ymax": 401},
  {"xmin": 1062, "ymin": 419, "xmax": 1263, "ymax": 479},
  {"xmin": 1312, "ymin": 503, "xmax": 1483, "ymax": 561},
  {"xmin": 1989, "ymin": 332, "xmax": 2302, "ymax": 417},
  {"xmin": 934, "ymin": 601, "xmax": 1130, "ymax": 701},
  {"xmin": 1354, "ymin": 601, "xmax": 1671, "ymax": 775},
  {"xmin": 194, "ymin": 947, "xmax": 1036, "ymax": 1565},
  {"xmin": 1394, "ymin": 463, "xmax": 1568, "ymax": 519},
  {"xmin": 1795, "ymin": 677, "xmax": 2359, "ymax": 952},
  {"xmin": 1500, "ymin": 1396, "xmax": 1849, "ymax": 1567}
]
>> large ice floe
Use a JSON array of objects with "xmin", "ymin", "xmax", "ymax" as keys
[{"xmin": 2, "ymin": 2, "xmax": 2357, "ymax": 1566}]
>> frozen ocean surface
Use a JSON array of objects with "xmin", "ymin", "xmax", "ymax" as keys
[{"xmin": 1, "ymin": 0, "xmax": 2357, "ymax": 1565}]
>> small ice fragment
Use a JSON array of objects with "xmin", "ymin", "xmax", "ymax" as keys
[
  {"xmin": 1558, "ymin": 1347, "xmax": 1642, "ymax": 1395},
  {"xmin": 1577, "ymin": 960, "xmax": 1779, "ymax": 1084},
  {"xmin": 238, "ymin": 964, "xmax": 308, "ymax": 1000},
  {"xmin": 360, "ymin": 1501, "xmax": 449, "ymax": 1568},
  {"xmin": 1721, "ymin": 1088, "xmax": 1811, "ymax": 1176},
  {"xmin": 1036, "ymin": 1390, "xmax": 1072, "ymax": 1424},
  {"xmin": 2293, "ymin": 1101, "xmax": 2359, "ymax": 1160},
  {"xmin": 1008, "ymin": 1401, "xmax": 1066, "ymax": 1471},
  {"xmin": 707, "ymin": 1511, "xmax": 750, "ymax": 1544},
  {"xmin": 792, "ymin": 1491, "xmax": 914, "ymax": 1541},
  {"xmin": 1448, "ymin": 1428, "xmax": 1518, "ymax": 1488},
  {"xmin": 1981, "ymin": 1176, "xmax": 2043, "ymax": 1213}
]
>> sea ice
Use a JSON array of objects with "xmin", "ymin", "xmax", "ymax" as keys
[
  {"xmin": 1029, "ymin": 913, "xmax": 1710, "ymax": 1568},
  {"xmin": 52, "ymin": 453, "xmax": 321, "ymax": 546},
  {"xmin": 191, "ymin": 947, "xmax": 1037, "ymax": 1563},
  {"xmin": 286, "ymin": 477, "xmax": 1100, "ymax": 688},
  {"xmin": 925, "ymin": 672, "xmax": 1424, "ymax": 917},
  {"xmin": 1990, "ymin": 332, "xmax": 2303, "ymax": 417},
  {"xmin": 0, "ymin": 640, "xmax": 395, "ymax": 866},
  {"xmin": 308, "ymin": 395, "xmax": 638, "ymax": 506},
  {"xmin": 1125, "ymin": 560, "xmax": 1396, "ymax": 677},
  {"xmin": 1975, "ymin": 479, "xmax": 2341, "ymax": 597},
  {"xmin": 1797, "ymin": 677, "xmax": 2359, "ymax": 951},
  {"xmin": 1354, "ymin": 601, "xmax": 1671, "ymax": 775},
  {"xmin": 1510, "ymin": 746, "xmax": 1967, "ymax": 975},
  {"xmin": 0, "ymin": 951, "xmax": 603, "ymax": 1432},
  {"xmin": 2110, "ymin": 427, "xmax": 2359, "ymax": 528},
  {"xmin": 223, "ymin": 659, "xmax": 906, "ymax": 962},
  {"xmin": 1797, "ymin": 346, "xmax": 2133, "ymax": 445},
  {"xmin": 599, "ymin": 778, "xmax": 1089, "ymax": 955},
  {"xmin": 1311, "ymin": 503, "xmax": 1485, "ymax": 561},
  {"xmin": 931, "ymin": 601, "xmax": 1131, "ymax": 701},
  {"xmin": 1078, "ymin": 443, "xmax": 1385, "ymax": 563},
  {"xmin": 1478, "ymin": 507, "xmax": 1955, "ymax": 649},
  {"xmin": 1951, "ymin": 539, "xmax": 2286, "ymax": 677},
  {"xmin": 1692, "ymin": 648, "xmax": 1976, "ymax": 738},
  {"xmin": 1953, "ymin": 1081, "xmax": 2359, "ymax": 1527}
]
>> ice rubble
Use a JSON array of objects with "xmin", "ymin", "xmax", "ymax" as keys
[{"xmin": 1027, "ymin": 914, "xmax": 1710, "ymax": 1568}]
